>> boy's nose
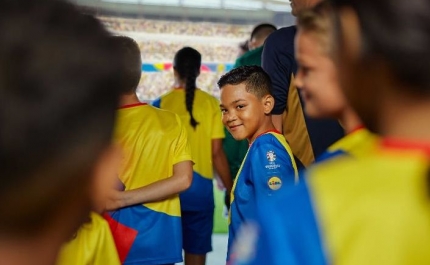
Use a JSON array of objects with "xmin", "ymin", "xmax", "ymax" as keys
[{"xmin": 224, "ymin": 112, "xmax": 237, "ymax": 123}]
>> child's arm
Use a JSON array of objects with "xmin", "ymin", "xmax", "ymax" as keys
[
  {"xmin": 212, "ymin": 138, "xmax": 233, "ymax": 194},
  {"xmin": 249, "ymin": 140, "xmax": 297, "ymax": 204},
  {"xmin": 105, "ymin": 160, "xmax": 192, "ymax": 210}
]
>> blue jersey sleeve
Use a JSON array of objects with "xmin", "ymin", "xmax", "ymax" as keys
[
  {"xmin": 232, "ymin": 180, "xmax": 328, "ymax": 265},
  {"xmin": 248, "ymin": 139, "xmax": 296, "ymax": 203},
  {"xmin": 261, "ymin": 26, "xmax": 297, "ymax": 115}
]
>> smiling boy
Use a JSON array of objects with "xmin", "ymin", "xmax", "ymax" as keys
[{"xmin": 218, "ymin": 65, "xmax": 298, "ymax": 262}]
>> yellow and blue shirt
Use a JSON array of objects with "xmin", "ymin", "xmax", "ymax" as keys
[
  {"xmin": 153, "ymin": 88, "xmax": 225, "ymax": 211},
  {"xmin": 315, "ymin": 127, "xmax": 378, "ymax": 162},
  {"xmin": 57, "ymin": 212, "xmax": 120, "ymax": 265},
  {"xmin": 227, "ymin": 131, "xmax": 298, "ymax": 261},
  {"xmin": 105, "ymin": 103, "xmax": 192, "ymax": 265},
  {"xmin": 234, "ymin": 139, "xmax": 430, "ymax": 265}
]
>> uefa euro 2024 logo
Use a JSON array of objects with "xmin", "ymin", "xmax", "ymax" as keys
[{"xmin": 266, "ymin": 151, "xmax": 276, "ymax": 162}]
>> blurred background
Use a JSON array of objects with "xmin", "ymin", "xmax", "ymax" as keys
[{"xmin": 71, "ymin": 0, "xmax": 294, "ymax": 102}]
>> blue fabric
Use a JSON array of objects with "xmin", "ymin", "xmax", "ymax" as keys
[
  {"xmin": 108, "ymin": 205, "xmax": 183, "ymax": 265},
  {"xmin": 152, "ymin": 97, "xmax": 161, "ymax": 108},
  {"xmin": 181, "ymin": 210, "xmax": 214, "ymax": 254},
  {"xmin": 231, "ymin": 180, "xmax": 328, "ymax": 265},
  {"xmin": 306, "ymin": 118, "xmax": 345, "ymax": 159},
  {"xmin": 262, "ymin": 26, "xmax": 297, "ymax": 115},
  {"xmin": 250, "ymin": 181, "xmax": 328, "ymax": 265},
  {"xmin": 315, "ymin": 149, "xmax": 347, "ymax": 163},
  {"xmin": 180, "ymin": 171, "xmax": 214, "ymax": 211},
  {"xmin": 227, "ymin": 133, "xmax": 296, "ymax": 260}
]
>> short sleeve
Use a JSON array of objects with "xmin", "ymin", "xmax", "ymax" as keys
[
  {"xmin": 172, "ymin": 114, "xmax": 193, "ymax": 165},
  {"xmin": 261, "ymin": 27, "xmax": 297, "ymax": 115},
  {"xmin": 248, "ymin": 139, "xmax": 297, "ymax": 199},
  {"xmin": 231, "ymin": 181, "xmax": 327, "ymax": 265},
  {"xmin": 210, "ymin": 96, "xmax": 225, "ymax": 139}
]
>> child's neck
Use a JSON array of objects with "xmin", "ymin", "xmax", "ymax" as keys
[
  {"xmin": 249, "ymin": 120, "xmax": 277, "ymax": 143},
  {"xmin": 119, "ymin": 93, "xmax": 140, "ymax": 107},
  {"xmin": 339, "ymin": 107, "xmax": 364, "ymax": 134},
  {"xmin": 379, "ymin": 93, "xmax": 430, "ymax": 141}
]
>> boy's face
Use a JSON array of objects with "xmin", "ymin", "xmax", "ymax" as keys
[
  {"xmin": 294, "ymin": 31, "xmax": 347, "ymax": 119},
  {"xmin": 220, "ymin": 83, "xmax": 273, "ymax": 142}
]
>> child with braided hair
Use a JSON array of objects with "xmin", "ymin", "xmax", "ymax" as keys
[{"xmin": 153, "ymin": 47, "xmax": 232, "ymax": 265}]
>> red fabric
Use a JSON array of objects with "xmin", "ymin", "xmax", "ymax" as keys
[{"xmin": 103, "ymin": 213, "xmax": 138, "ymax": 263}]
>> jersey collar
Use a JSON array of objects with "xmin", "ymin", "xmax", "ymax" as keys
[
  {"xmin": 380, "ymin": 137, "xmax": 430, "ymax": 157},
  {"xmin": 119, "ymin": 103, "xmax": 148, "ymax": 109}
]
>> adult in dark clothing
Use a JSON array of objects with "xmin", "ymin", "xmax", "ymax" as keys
[{"xmin": 262, "ymin": 0, "xmax": 344, "ymax": 167}]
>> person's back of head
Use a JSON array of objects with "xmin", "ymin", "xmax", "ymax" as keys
[
  {"xmin": 329, "ymin": 0, "xmax": 430, "ymax": 133},
  {"xmin": 173, "ymin": 47, "xmax": 202, "ymax": 129},
  {"xmin": 0, "ymin": 0, "xmax": 122, "ymax": 252},
  {"xmin": 218, "ymin": 65, "xmax": 272, "ymax": 99},
  {"xmin": 110, "ymin": 35, "xmax": 142, "ymax": 94},
  {"xmin": 249, "ymin": 23, "xmax": 277, "ymax": 50}
]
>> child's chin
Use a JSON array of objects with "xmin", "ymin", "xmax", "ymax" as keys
[{"xmin": 232, "ymin": 134, "xmax": 247, "ymax": 141}]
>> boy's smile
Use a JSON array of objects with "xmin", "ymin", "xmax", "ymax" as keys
[{"xmin": 220, "ymin": 83, "xmax": 273, "ymax": 143}]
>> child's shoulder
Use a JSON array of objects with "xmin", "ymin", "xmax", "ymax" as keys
[
  {"xmin": 78, "ymin": 212, "xmax": 109, "ymax": 232},
  {"xmin": 127, "ymin": 105, "xmax": 183, "ymax": 131},
  {"xmin": 146, "ymin": 104, "xmax": 180, "ymax": 120},
  {"xmin": 195, "ymin": 89, "xmax": 218, "ymax": 101},
  {"xmin": 252, "ymin": 132, "xmax": 288, "ymax": 148},
  {"xmin": 249, "ymin": 132, "xmax": 292, "ymax": 160}
]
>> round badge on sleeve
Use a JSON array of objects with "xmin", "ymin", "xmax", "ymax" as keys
[{"xmin": 268, "ymin": 176, "xmax": 282, "ymax": 190}]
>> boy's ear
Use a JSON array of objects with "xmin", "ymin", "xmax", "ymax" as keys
[
  {"xmin": 90, "ymin": 143, "xmax": 122, "ymax": 213},
  {"xmin": 262, "ymin": 94, "xmax": 275, "ymax": 115}
]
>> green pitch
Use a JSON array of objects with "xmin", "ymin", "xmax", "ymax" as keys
[{"xmin": 213, "ymin": 185, "xmax": 228, "ymax": 234}]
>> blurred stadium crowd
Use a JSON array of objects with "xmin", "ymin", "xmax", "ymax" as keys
[
  {"xmin": 100, "ymin": 16, "xmax": 252, "ymax": 38},
  {"xmin": 99, "ymin": 16, "xmax": 252, "ymax": 101}
]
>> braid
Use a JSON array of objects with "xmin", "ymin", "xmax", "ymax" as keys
[
  {"xmin": 185, "ymin": 69, "xmax": 199, "ymax": 129},
  {"xmin": 173, "ymin": 47, "xmax": 201, "ymax": 129}
]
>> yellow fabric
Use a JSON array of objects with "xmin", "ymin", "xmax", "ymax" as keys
[
  {"xmin": 327, "ymin": 128, "xmax": 378, "ymax": 158},
  {"xmin": 271, "ymin": 132, "xmax": 299, "ymax": 182},
  {"xmin": 308, "ymin": 150, "xmax": 430, "ymax": 265},
  {"xmin": 282, "ymin": 74, "xmax": 314, "ymax": 166},
  {"xmin": 115, "ymin": 104, "xmax": 192, "ymax": 216},
  {"xmin": 158, "ymin": 89, "xmax": 225, "ymax": 179},
  {"xmin": 57, "ymin": 212, "xmax": 120, "ymax": 265}
]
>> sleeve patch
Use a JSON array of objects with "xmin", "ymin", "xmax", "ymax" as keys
[
  {"xmin": 268, "ymin": 176, "xmax": 282, "ymax": 191},
  {"xmin": 265, "ymin": 150, "xmax": 281, "ymax": 170}
]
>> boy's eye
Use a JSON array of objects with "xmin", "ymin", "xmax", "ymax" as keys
[
  {"xmin": 236, "ymin": 105, "xmax": 245, "ymax": 110},
  {"xmin": 220, "ymin": 108, "xmax": 227, "ymax": 114}
]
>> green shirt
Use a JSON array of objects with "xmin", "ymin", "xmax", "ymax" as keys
[{"xmin": 233, "ymin": 46, "xmax": 264, "ymax": 68}]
